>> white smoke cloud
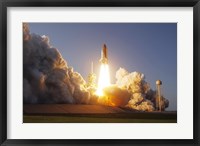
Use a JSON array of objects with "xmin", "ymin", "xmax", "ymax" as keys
[
  {"xmin": 23, "ymin": 23, "xmax": 92, "ymax": 104},
  {"xmin": 128, "ymin": 93, "xmax": 155, "ymax": 111},
  {"xmin": 115, "ymin": 68, "xmax": 169, "ymax": 111}
]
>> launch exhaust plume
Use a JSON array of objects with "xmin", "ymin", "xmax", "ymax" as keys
[
  {"xmin": 96, "ymin": 44, "xmax": 111, "ymax": 96},
  {"xmin": 115, "ymin": 68, "xmax": 169, "ymax": 111},
  {"xmin": 23, "ymin": 23, "xmax": 95, "ymax": 104}
]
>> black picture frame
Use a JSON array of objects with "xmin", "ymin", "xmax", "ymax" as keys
[{"xmin": 0, "ymin": 0, "xmax": 199, "ymax": 145}]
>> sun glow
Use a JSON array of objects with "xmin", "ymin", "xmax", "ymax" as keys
[{"xmin": 96, "ymin": 64, "xmax": 111, "ymax": 96}]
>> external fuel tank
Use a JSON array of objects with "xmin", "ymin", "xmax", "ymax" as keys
[{"xmin": 99, "ymin": 44, "xmax": 108, "ymax": 64}]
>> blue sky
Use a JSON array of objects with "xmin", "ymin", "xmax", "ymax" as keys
[{"xmin": 29, "ymin": 23, "xmax": 177, "ymax": 111}]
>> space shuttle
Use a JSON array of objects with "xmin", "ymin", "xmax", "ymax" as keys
[{"xmin": 99, "ymin": 44, "xmax": 108, "ymax": 64}]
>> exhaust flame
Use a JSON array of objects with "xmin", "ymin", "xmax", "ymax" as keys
[{"xmin": 96, "ymin": 64, "xmax": 111, "ymax": 96}]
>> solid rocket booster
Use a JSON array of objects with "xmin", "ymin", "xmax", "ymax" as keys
[{"xmin": 99, "ymin": 44, "xmax": 108, "ymax": 64}]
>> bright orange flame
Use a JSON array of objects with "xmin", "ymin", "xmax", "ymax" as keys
[{"xmin": 96, "ymin": 64, "xmax": 111, "ymax": 96}]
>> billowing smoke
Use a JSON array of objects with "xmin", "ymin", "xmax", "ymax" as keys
[
  {"xmin": 102, "ymin": 85, "xmax": 131, "ymax": 107},
  {"xmin": 23, "ymin": 23, "xmax": 96, "ymax": 104},
  {"xmin": 102, "ymin": 68, "xmax": 169, "ymax": 111}
]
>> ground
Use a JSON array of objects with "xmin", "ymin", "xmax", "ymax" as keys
[{"xmin": 23, "ymin": 104, "xmax": 177, "ymax": 123}]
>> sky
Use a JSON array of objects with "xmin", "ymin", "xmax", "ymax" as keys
[{"xmin": 29, "ymin": 23, "xmax": 177, "ymax": 111}]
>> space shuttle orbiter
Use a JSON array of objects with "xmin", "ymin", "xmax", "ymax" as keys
[{"xmin": 99, "ymin": 44, "xmax": 108, "ymax": 64}]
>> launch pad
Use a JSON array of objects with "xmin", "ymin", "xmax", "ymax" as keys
[{"xmin": 23, "ymin": 104, "xmax": 177, "ymax": 123}]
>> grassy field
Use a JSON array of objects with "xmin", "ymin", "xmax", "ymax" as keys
[{"xmin": 24, "ymin": 113, "xmax": 177, "ymax": 123}]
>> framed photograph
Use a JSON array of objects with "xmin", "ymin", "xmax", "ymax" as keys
[{"xmin": 0, "ymin": 0, "xmax": 199, "ymax": 145}]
